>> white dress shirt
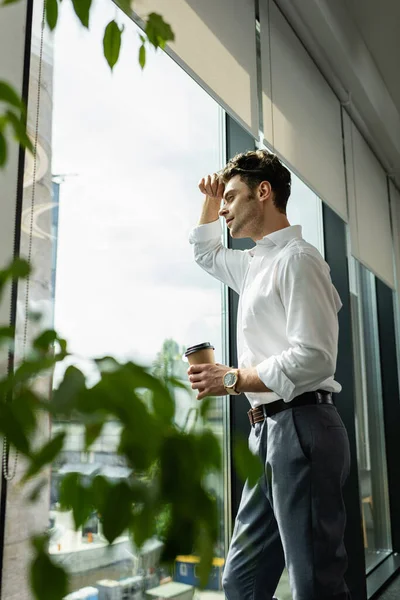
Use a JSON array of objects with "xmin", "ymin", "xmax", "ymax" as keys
[{"xmin": 189, "ymin": 220, "xmax": 342, "ymax": 408}]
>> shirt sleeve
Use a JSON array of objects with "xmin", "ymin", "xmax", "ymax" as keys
[
  {"xmin": 256, "ymin": 251, "xmax": 341, "ymax": 402},
  {"xmin": 189, "ymin": 220, "xmax": 251, "ymax": 294}
]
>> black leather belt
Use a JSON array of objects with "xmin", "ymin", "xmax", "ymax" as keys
[{"xmin": 247, "ymin": 390, "xmax": 334, "ymax": 426}]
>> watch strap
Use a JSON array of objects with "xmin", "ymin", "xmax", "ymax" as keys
[{"xmin": 224, "ymin": 369, "xmax": 240, "ymax": 395}]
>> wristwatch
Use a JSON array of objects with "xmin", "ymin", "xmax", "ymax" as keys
[{"xmin": 223, "ymin": 369, "xmax": 241, "ymax": 395}]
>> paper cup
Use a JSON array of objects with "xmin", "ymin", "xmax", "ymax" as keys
[{"xmin": 184, "ymin": 342, "xmax": 215, "ymax": 365}]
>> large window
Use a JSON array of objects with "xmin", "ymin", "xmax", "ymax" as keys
[
  {"xmin": 26, "ymin": 0, "xmax": 229, "ymax": 595},
  {"xmin": 349, "ymin": 257, "xmax": 392, "ymax": 571}
]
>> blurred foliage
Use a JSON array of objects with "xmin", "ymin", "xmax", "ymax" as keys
[
  {"xmin": 0, "ymin": 257, "xmax": 262, "ymax": 599},
  {"xmin": 0, "ymin": 260, "xmax": 223, "ymax": 596}
]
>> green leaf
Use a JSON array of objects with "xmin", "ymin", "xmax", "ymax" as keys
[
  {"xmin": 5, "ymin": 110, "xmax": 34, "ymax": 152},
  {"xmin": 151, "ymin": 383, "xmax": 175, "ymax": 425},
  {"xmin": 84, "ymin": 420, "xmax": 103, "ymax": 449},
  {"xmin": 0, "ymin": 405, "xmax": 31, "ymax": 455},
  {"xmin": 59, "ymin": 472, "xmax": 93, "ymax": 530},
  {"xmin": 31, "ymin": 328, "xmax": 67, "ymax": 361},
  {"xmin": 28, "ymin": 310, "xmax": 43, "ymax": 323},
  {"xmin": 0, "ymin": 131, "xmax": 7, "ymax": 167},
  {"xmin": 199, "ymin": 396, "xmax": 212, "ymax": 420},
  {"xmin": 56, "ymin": 335, "xmax": 68, "ymax": 358},
  {"xmin": 0, "ymin": 258, "xmax": 30, "ymax": 305},
  {"xmin": 0, "ymin": 390, "xmax": 39, "ymax": 456},
  {"xmin": 195, "ymin": 526, "xmax": 214, "ymax": 588},
  {"xmin": 168, "ymin": 376, "xmax": 191, "ymax": 394},
  {"xmin": 45, "ymin": 0, "xmax": 58, "ymax": 30},
  {"xmin": 191, "ymin": 491, "xmax": 218, "ymax": 584},
  {"xmin": 30, "ymin": 536, "xmax": 68, "ymax": 600},
  {"xmin": 2, "ymin": 0, "xmax": 23, "ymax": 5},
  {"xmin": 71, "ymin": 0, "xmax": 92, "ymax": 28},
  {"xmin": 51, "ymin": 366, "xmax": 86, "ymax": 414},
  {"xmin": 10, "ymin": 257, "xmax": 30, "ymax": 278},
  {"xmin": 28, "ymin": 478, "xmax": 48, "ymax": 503},
  {"xmin": 139, "ymin": 43, "xmax": 146, "ymax": 70},
  {"xmin": 117, "ymin": 0, "xmax": 131, "ymax": 13},
  {"xmin": 101, "ymin": 481, "xmax": 133, "ymax": 543},
  {"xmin": 0, "ymin": 325, "xmax": 15, "ymax": 340},
  {"xmin": 131, "ymin": 504, "xmax": 155, "ymax": 548},
  {"xmin": 12, "ymin": 356, "xmax": 58, "ymax": 387},
  {"xmin": 91, "ymin": 474, "xmax": 109, "ymax": 512},
  {"xmin": 153, "ymin": 503, "xmax": 172, "ymax": 541},
  {"xmin": 119, "ymin": 424, "xmax": 158, "ymax": 472},
  {"xmin": 160, "ymin": 433, "xmax": 200, "ymax": 504},
  {"xmin": 103, "ymin": 20, "xmax": 123, "ymax": 71},
  {"xmin": 33, "ymin": 329, "xmax": 58, "ymax": 352},
  {"xmin": 0, "ymin": 80, "xmax": 24, "ymax": 111},
  {"xmin": 23, "ymin": 432, "xmax": 65, "ymax": 482},
  {"xmin": 234, "ymin": 437, "xmax": 263, "ymax": 488},
  {"xmin": 197, "ymin": 429, "xmax": 221, "ymax": 471},
  {"xmin": 145, "ymin": 13, "xmax": 175, "ymax": 50}
]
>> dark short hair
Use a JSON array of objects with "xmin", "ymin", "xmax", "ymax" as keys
[{"xmin": 219, "ymin": 150, "xmax": 291, "ymax": 213}]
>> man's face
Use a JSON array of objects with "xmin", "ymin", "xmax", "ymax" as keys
[{"xmin": 218, "ymin": 175, "xmax": 261, "ymax": 239}]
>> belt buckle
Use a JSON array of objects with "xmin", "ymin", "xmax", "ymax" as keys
[
  {"xmin": 315, "ymin": 390, "xmax": 332, "ymax": 404},
  {"xmin": 247, "ymin": 409, "xmax": 255, "ymax": 427}
]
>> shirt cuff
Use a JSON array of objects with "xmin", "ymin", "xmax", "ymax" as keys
[
  {"xmin": 188, "ymin": 220, "xmax": 221, "ymax": 244},
  {"xmin": 256, "ymin": 357, "xmax": 296, "ymax": 402}
]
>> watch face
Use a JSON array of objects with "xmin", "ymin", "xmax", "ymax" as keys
[{"xmin": 224, "ymin": 372, "xmax": 236, "ymax": 387}]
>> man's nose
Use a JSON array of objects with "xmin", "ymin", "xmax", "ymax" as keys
[{"xmin": 219, "ymin": 204, "xmax": 228, "ymax": 217}]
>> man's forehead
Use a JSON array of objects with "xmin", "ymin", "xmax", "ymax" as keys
[{"xmin": 223, "ymin": 175, "xmax": 243, "ymax": 196}]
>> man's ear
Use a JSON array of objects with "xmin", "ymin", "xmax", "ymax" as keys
[{"xmin": 259, "ymin": 180, "xmax": 272, "ymax": 202}]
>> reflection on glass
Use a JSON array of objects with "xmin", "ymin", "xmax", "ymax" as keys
[
  {"xmin": 46, "ymin": 0, "xmax": 227, "ymax": 597},
  {"xmin": 349, "ymin": 257, "xmax": 392, "ymax": 572}
]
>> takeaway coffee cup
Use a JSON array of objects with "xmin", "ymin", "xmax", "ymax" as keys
[{"xmin": 184, "ymin": 342, "xmax": 215, "ymax": 365}]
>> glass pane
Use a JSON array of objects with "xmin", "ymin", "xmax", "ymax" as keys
[
  {"xmin": 41, "ymin": 0, "xmax": 228, "ymax": 595},
  {"xmin": 286, "ymin": 173, "xmax": 324, "ymax": 257},
  {"xmin": 349, "ymin": 257, "xmax": 392, "ymax": 571}
]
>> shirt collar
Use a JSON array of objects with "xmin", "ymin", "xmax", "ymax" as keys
[{"xmin": 255, "ymin": 225, "xmax": 303, "ymax": 249}]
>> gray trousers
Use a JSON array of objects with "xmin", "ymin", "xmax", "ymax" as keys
[{"xmin": 222, "ymin": 403, "xmax": 351, "ymax": 600}]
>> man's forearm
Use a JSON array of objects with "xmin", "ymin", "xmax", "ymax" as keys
[
  {"xmin": 199, "ymin": 196, "xmax": 220, "ymax": 225},
  {"xmin": 237, "ymin": 368, "xmax": 271, "ymax": 393}
]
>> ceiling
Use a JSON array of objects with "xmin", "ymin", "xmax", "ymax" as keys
[{"xmin": 346, "ymin": 0, "xmax": 400, "ymax": 114}]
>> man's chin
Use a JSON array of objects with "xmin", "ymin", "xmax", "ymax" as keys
[{"xmin": 230, "ymin": 228, "xmax": 245, "ymax": 239}]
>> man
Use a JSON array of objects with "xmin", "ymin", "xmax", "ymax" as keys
[{"xmin": 187, "ymin": 150, "xmax": 351, "ymax": 600}]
